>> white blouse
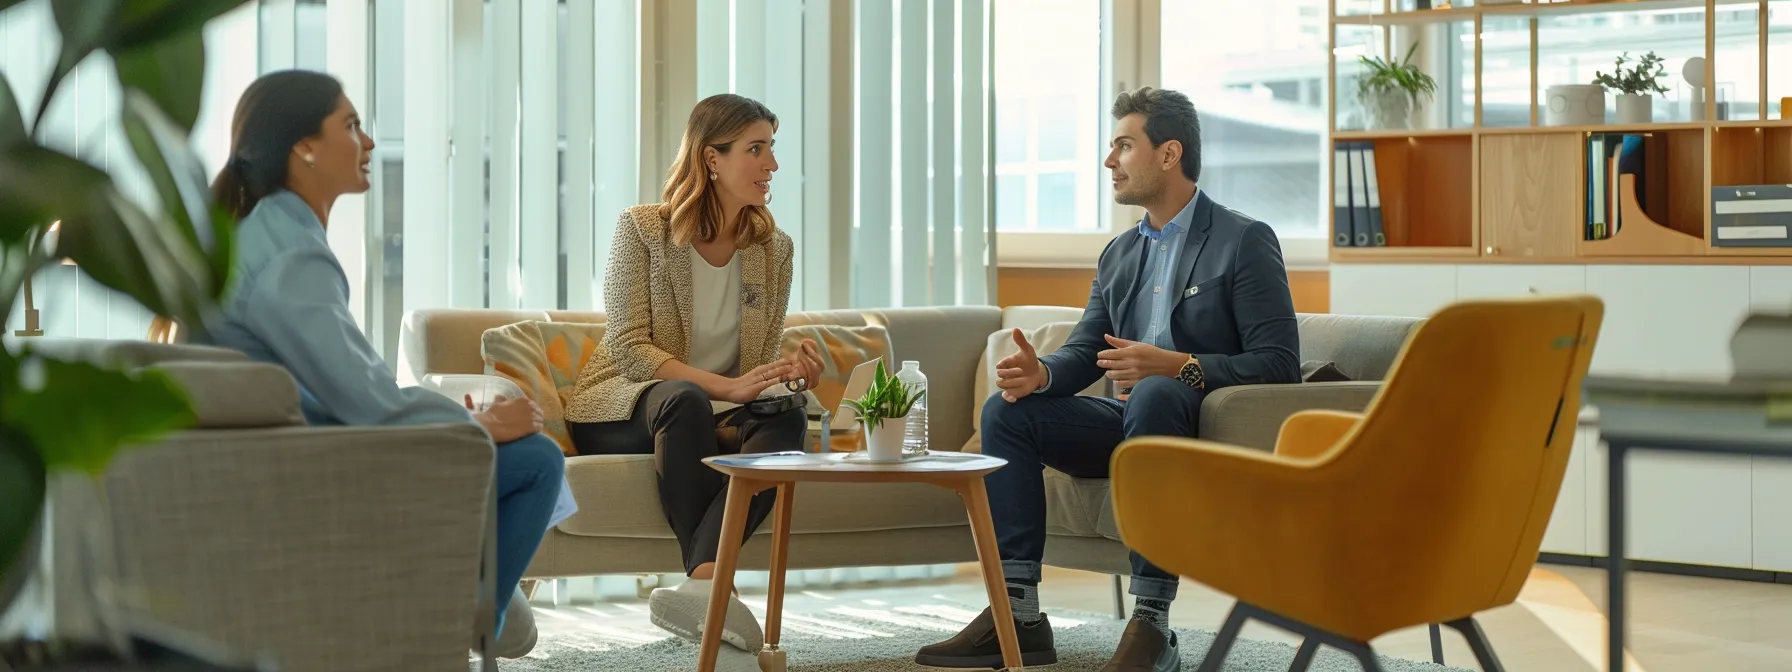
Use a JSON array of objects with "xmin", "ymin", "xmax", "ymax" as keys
[{"xmin": 687, "ymin": 247, "xmax": 742, "ymax": 379}]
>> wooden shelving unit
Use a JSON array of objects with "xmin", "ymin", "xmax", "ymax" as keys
[{"xmin": 1328, "ymin": 0, "xmax": 1791, "ymax": 265}]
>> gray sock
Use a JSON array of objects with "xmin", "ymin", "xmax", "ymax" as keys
[
  {"xmin": 1132, "ymin": 596, "xmax": 1171, "ymax": 636},
  {"xmin": 1006, "ymin": 580, "xmax": 1042, "ymax": 624}
]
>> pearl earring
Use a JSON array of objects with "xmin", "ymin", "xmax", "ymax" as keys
[
  {"xmin": 304, "ymin": 153, "xmax": 316, "ymax": 168},
  {"xmin": 709, "ymin": 171, "xmax": 717, "ymax": 181}
]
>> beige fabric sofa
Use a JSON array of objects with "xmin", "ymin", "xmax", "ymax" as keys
[
  {"xmin": 27, "ymin": 339, "xmax": 496, "ymax": 671},
  {"xmin": 400, "ymin": 306, "xmax": 1423, "ymax": 580}
]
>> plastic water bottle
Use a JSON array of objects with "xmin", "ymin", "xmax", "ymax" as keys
[{"xmin": 897, "ymin": 360, "xmax": 929, "ymax": 455}]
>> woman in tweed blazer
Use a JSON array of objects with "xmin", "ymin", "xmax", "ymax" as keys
[{"xmin": 565, "ymin": 94, "xmax": 822, "ymax": 657}]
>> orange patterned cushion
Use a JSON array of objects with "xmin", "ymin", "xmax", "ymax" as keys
[
  {"xmin": 779, "ymin": 324, "xmax": 892, "ymax": 452},
  {"xmin": 481, "ymin": 321, "xmax": 605, "ymax": 455}
]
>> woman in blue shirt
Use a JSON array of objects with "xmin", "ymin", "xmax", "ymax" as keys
[{"xmin": 195, "ymin": 70, "xmax": 563, "ymax": 656}]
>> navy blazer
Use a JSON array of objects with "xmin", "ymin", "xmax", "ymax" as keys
[{"xmin": 1041, "ymin": 191, "xmax": 1301, "ymax": 393}]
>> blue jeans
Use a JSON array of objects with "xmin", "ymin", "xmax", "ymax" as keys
[
  {"xmin": 980, "ymin": 375, "xmax": 1204, "ymax": 604},
  {"xmin": 493, "ymin": 433, "xmax": 565, "ymax": 636}
]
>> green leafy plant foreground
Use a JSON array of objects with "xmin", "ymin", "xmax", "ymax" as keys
[
  {"xmin": 0, "ymin": 0, "xmax": 246, "ymax": 628},
  {"xmin": 1593, "ymin": 51, "xmax": 1670, "ymax": 96},
  {"xmin": 843, "ymin": 360, "xmax": 926, "ymax": 433},
  {"xmin": 1357, "ymin": 42, "xmax": 1437, "ymax": 107}
]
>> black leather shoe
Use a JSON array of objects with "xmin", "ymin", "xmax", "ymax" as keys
[
  {"xmin": 1100, "ymin": 618, "xmax": 1180, "ymax": 672},
  {"xmin": 914, "ymin": 607, "xmax": 1058, "ymax": 669}
]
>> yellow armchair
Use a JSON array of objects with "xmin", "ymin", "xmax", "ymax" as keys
[{"xmin": 1112, "ymin": 295, "xmax": 1603, "ymax": 672}]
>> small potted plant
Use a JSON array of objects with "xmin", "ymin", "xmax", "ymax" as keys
[
  {"xmin": 1593, "ymin": 51, "xmax": 1668, "ymax": 124},
  {"xmin": 842, "ymin": 361, "xmax": 926, "ymax": 461},
  {"xmin": 1357, "ymin": 42, "xmax": 1437, "ymax": 130}
]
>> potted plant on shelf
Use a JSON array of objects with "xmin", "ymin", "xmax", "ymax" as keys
[
  {"xmin": 1357, "ymin": 42, "xmax": 1437, "ymax": 130},
  {"xmin": 842, "ymin": 361, "xmax": 926, "ymax": 461},
  {"xmin": 2, "ymin": 0, "xmax": 244, "ymax": 668},
  {"xmin": 1594, "ymin": 51, "xmax": 1669, "ymax": 124}
]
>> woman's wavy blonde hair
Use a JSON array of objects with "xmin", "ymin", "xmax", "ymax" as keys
[{"xmin": 659, "ymin": 94, "xmax": 779, "ymax": 247}]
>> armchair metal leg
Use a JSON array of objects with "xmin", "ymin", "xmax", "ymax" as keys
[
  {"xmin": 1429, "ymin": 623, "xmax": 1445, "ymax": 665},
  {"xmin": 1112, "ymin": 575, "xmax": 1125, "ymax": 620},
  {"xmin": 1203, "ymin": 602, "xmax": 1394, "ymax": 672},
  {"xmin": 1442, "ymin": 616, "xmax": 1505, "ymax": 672},
  {"xmin": 1288, "ymin": 639, "xmax": 1319, "ymax": 672},
  {"xmin": 1194, "ymin": 603, "xmax": 1249, "ymax": 672}
]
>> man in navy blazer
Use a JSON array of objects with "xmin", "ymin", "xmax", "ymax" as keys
[{"xmin": 918, "ymin": 87, "xmax": 1301, "ymax": 671}]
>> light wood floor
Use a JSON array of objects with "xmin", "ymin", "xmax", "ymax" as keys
[{"xmin": 917, "ymin": 562, "xmax": 1792, "ymax": 671}]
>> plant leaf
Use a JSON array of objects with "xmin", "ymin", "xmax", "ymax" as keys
[
  {"xmin": 0, "ymin": 143, "xmax": 110, "ymax": 246},
  {"xmin": 0, "ymin": 72, "xmax": 23, "ymax": 150},
  {"xmin": 58, "ymin": 187, "xmax": 215, "ymax": 327},
  {"xmin": 114, "ymin": 30, "xmax": 206, "ymax": 132},
  {"xmin": 39, "ymin": 0, "xmax": 122, "ymax": 129},
  {"xmin": 0, "ymin": 430, "xmax": 45, "ymax": 604},
  {"xmin": 120, "ymin": 87, "xmax": 230, "ymax": 288},
  {"xmin": 114, "ymin": 0, "xmax": 252, "ymax": 53},
  {"xmin": 0, "ymin": 353, "xmax": 196, "ymax": 475}
]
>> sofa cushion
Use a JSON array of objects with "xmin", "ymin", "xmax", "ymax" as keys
[
  {"xmin": 1043, "ymin": 469, "xmax": 1120, "ymax": 541},
  {"xmin": 553, "ymin": 454, "xmax": 970, "ymax": 538},
  {"xmin": 1295, "ymin": 313, "xmax": 1422, "ymax": 381},
  {"xmin": 962, "ymin": 322, "xmax": 1108, "ymax": 453},
  {"xmin": 480, "ymin": 321, "xmax": 605, "ymax": 455},
  {"xmin": 152, "ymin": 361, "xmax": 306, "ymax": 429},
  {"xmin": 1300, "ymin": 360, "xmax": 1352, "ymax": 383},
  {"xmin": 400, "ymin": 309, "xmax": 554, "ymax": 383}
]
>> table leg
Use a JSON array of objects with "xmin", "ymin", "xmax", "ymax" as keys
[
  {"xmin": 762, "ymin": 482, "xmax": 796, "ymax": 670},
  {"xmin": 1606, "ymin": 441, "xmax": 1628, "ymax": 672},
  {"xmin": 698, "ymin": 477, "xmax": 765, "ymax": 672},
  {"xmin": 958, "ymin": 478, "xmax": 1024, "ymax": 670}
]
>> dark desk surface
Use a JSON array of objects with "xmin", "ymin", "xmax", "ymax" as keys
[{"xmin": 1584, "ymin": 375, "xmax": 1792, "ymax": 453}]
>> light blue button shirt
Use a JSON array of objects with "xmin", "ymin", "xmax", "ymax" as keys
[
  {"xmin": 1127, "ymin": 190, "xmax": 1200, "ymax": 351},
  {"xmin": 195, "ymin": 190, "xmax": 473, "ymax": 427}
]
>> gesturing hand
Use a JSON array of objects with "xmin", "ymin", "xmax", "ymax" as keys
[
  {"xmin": 782, "ymin": 338, "xmax": 824, "ymax": 392},
  {"xmin": 474, "ymin": 394, "xmax": 543, "ymax": 444},
  {"xmin": 994, "ymin": 328, "xmax": 1048, "ymax": 402},
  {"xmin": 720, "ymin": 360, "xmax": 800, "ymax": 404},
  {"xmin": 1096, "ymin": 334, "xmax": 1187, "ymax": 391}
]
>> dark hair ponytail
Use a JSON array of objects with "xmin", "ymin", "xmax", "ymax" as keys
[{"xmin": 210, "ymin": 70, "xmax": 346, "ymax": 220}]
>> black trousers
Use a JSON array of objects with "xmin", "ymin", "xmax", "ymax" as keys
[{"xmin": 568, "ymin": 380, "xmax": 807, "ymax": 575}]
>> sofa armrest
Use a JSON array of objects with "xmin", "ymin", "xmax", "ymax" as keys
[
  {"xmin": 93, "ymin": 423, "xmax": 495, "ymax": 671},
  {"xmin": 418, "ymin": 372, "xmax": 526, "ymax": 408},
  {"xmin": 1199, "ymin": 381, "xmax": 1383, "ymax": 452}
]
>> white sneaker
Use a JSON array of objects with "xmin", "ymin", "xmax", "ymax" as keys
[{"xmin": 648, "ymin": 578, "xmax": 764, "ymax": 652}]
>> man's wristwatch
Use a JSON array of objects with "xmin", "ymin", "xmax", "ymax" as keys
[{"xmin": 1176, "ymin": 355, "xmax": 1205, "ymax": 389}]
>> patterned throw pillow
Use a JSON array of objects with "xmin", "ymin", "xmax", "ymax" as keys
[
  {"xmin": 481, "ymin": 321, "xmax": 606, "ymax": 455},
  {"xmin": 779, "ymin": 324, "xmax": 893, "ymax": 452}
]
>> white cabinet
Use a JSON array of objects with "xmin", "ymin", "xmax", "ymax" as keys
[
  {"xmin": 1329, "ymin": 264, "xmax": 1458, "ymax": 317},
  {"xmin": 1583, "ymin": 265, "xmax": 1751, "ymax": 379},
  {"xmin": 1538, "ymin": 427, "xmax": 1588, "ymax": 555},
  {"xmin": 1455, "ymin": 264, "xmax": 1586, "ymax": 299},
  {"xmin": 1748, "ymin": 267, "xmax": 1792, "ymax": 571},
  {"xmin": 1334, "ymin": 262, "xmax": 1782, "ymax": 571}
]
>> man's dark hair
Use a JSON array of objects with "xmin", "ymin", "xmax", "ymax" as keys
[{"xmin": 1111, "ymin": 86, "xmax": 1202, "ymax": 184}]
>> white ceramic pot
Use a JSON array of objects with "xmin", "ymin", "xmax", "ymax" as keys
[
  {"xmin": 1544, "ymin": 84, "xmax": 1606, "ymax": 126},
  {"xmin": 866, "ymin": 417, "xmax": 907, "ymax": 461},
  {"xmin": 1615, "ymin": 93, "xmax": 1652, "ymax": 124},
  {"xmin": 1364, "ymin": 88, "xmax": 1411, "ymax": 130}
]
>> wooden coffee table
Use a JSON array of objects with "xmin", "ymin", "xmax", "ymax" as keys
[{"xmin": 695, "ymin": 450, "xmax": 1024, "ymax": 671}]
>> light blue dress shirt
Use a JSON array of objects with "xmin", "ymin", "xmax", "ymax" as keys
[
  {"xmin": 196, "ymin": 190, "xmax": 473, "ymax": 427},
  {"xmin": 1126, "ymin": 190, "xmax": 1200, "ymax": 351}
]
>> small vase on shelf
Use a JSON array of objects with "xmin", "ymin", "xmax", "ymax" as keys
[{"xmin": 1615, "ymin": 94, "xmax": 1652, "ymax": 124}]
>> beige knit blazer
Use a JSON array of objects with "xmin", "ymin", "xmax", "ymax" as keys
[{"xmin": 566, "ymin": 204, "xmax": 795, "ymax": 424}]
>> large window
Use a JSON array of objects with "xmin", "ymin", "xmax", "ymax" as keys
[
  {"xmin": 991, "ymin": 0, "xmax": 1101, "ymax": 234},
  {"xmin": 991, "ymin": 0, "xmax": 1331, "ymax": 268},
  {"xmin": 1161, "ymin": 0, "xmax": 1329, "ymax": 240}
]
